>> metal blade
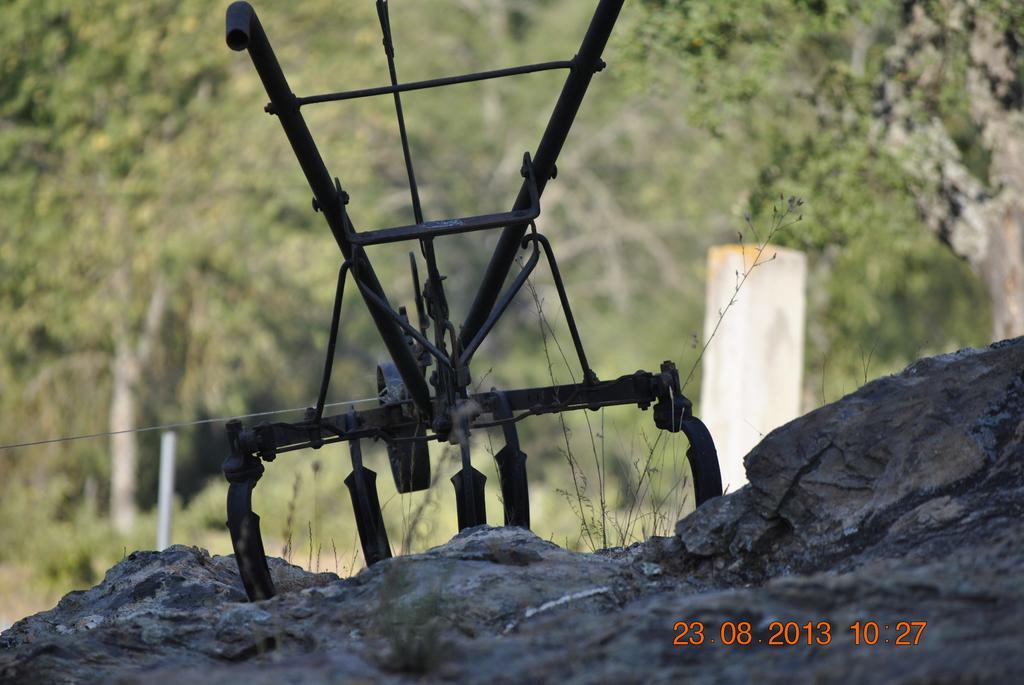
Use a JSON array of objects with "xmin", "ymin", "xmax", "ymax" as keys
[
  {"xmin": 451, "ymin": 466, "xmax": 487, "ymax": 530},
  {"xmin": 492, "ymin": 390, "xmax": 530, "ymax": 527},
  {"xmin": 344, "ymin": 466, "xmax": 392, "ymax": 565},
  {"xmin": 224, "ymin": 420, "xmax": 275, "ymax": 601},
  {"xmin": 494, "ymin": 444, "xmax": 529, "ymax": 528}
]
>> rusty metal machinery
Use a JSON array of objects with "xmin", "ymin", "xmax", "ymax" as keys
[{"xmin": 222, "ymin": 0, "xmax": 722, "ymax": 601}]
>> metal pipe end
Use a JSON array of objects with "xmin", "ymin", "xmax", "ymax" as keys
[{"xmin": 226, "ymin": 1, "xmax": 255, "ymax": 51}]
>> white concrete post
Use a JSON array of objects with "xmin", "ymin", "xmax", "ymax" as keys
[
  {"xmin": 699, "ymin": 244, "xmax": 806, "ymax": 492},
  {"xmin": 156, "ymin": 431, "xmax": 176, "ymax": 550}
]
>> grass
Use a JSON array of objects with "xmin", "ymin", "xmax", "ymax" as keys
[
  {"xmin": 281, "ymin": 471, "xmax": 300, "ymax": 563},
  {"xmin": 372, "ymin": 561, "xmax": 449, "ymax": 674},
  {"xmin": 525, "ymin": 268, "xmax": 691, "ymax": 550},
  {"xmin": 524, "ymin": 197, "xmax": 804, "ymax": 550}
]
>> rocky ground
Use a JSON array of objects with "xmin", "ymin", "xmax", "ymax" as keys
[{"xmin": 2, "ymin": 340, "xmax": 1023, "ymax": 684}]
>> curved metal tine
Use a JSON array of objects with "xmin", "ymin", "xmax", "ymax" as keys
[
  {"xmin": 340, "ymin": 411, "xmax": 392, "ymax": 565},
  {"xmin": 529, "ymin": 233, "xmax": 597, "ymax": 384},
  {"xmin": 678, "ymin": 415, "xmax": 723, "ymax": 506},
  {"xmin": 450, "ymin": 413, "xmax": 487, "ymax": 530},
  {"xmin": 227, "ymin": 482, "xmax": 276, "ymax": 600},
  {"xmin": 492, "ymin": 391, "xmax": 530, "ymax": 528},
  {"xmin": 223, "ymin": 420, "xmax": 275, "ymax": 601},
  {"xmin": 458, "ymin": 235, "xmax": 542, "ymax": 367},
  {"xmin": 314, "ymin": 261, "xmax": 351, "ymax": 423}
]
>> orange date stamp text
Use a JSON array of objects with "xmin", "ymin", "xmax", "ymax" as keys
[{"xmin": 672, "ymin": 620, "xmax": 927, "ymax": 647}]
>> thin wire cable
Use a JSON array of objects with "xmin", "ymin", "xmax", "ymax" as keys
[{"xmin": 0, "ymin": 397, "xmax": 379, "ymax": 452}]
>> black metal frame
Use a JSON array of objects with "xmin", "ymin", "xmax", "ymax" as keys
[{"xmin": 222, "ymin": 0, "xmax": 722, "ymax": 602}]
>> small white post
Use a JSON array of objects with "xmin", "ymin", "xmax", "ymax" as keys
[
  {"xmin": 157, "ymin": 431, "xmax": 177, "ymax": 551},
  {"xmin": 699, "ymin": 244, "xmax": 807, "ymax": 492}
]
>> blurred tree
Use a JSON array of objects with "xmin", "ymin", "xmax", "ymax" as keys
[
  {"xmin": 628, "ymin": 0, "xmax": 1002, "ymax": 394},
  {"xmin": 876, "ymin": 1, "xmax": 1024, "ymax": 339},
  {"xmin": 0, "ymin": 0, "xmax": 381, "ymax": 529},
  {"xmin": 1, "ymin": 0, "xmax": 227, "ymax": 530}
]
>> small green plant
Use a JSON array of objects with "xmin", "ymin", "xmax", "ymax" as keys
[
  {"xmin": 680, "ymin": 195, "xmax": 804, "ymax": 391},
  {"xmin": 524, "ymin": 275, "xmax": 604, "ymax": 550},
  {"xmin": 281, "ymin": 472, "xmax": 301, "ymax": 563},
  {"xmin": 373, "ymin": 561, "xmax": 449, "ymax": 675},
  {"xmin": 396, "ymin": 445, "xmax": 448, "ymax": 554}
]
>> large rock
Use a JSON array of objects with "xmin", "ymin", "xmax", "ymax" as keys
[
  {"xmin": 675, "ymin": 338, "xmax": 1024, "ymax": 580},
  {"xmin": 2, "ymin": 340, "xmax": 1023, "ymax": 684}
]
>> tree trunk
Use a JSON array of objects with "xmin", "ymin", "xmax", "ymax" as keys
[
  {"xmin": 108, "ymin": 276, "xmax": 168, "ymax": 533},
  {"xmin": 109, "ymin": 339, "xmax": 140, "ymax": 532},
  {"xmin": 878, "ymin": 2, "xmax": 1024, "ymax": 340},
  {"xmin": 982, "ymin": 202, "xmax": 1024, "ymax": 340}
]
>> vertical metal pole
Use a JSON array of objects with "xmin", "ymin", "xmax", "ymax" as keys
[
  {"xmin": 376, "ymin": 0, "xmax": 423, "ymax": 225},
  {"xmin": 157, "ymin": 431, "xmax": 177, "ymax": 551}
]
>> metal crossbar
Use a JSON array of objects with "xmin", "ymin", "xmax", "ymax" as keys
[{"xmin": 288, "ymin": 60, "xmax": 575, "ymax": 109}]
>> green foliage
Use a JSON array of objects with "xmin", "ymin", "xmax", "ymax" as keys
[
  {"xmin": 629, "ymin": 0, "xmax": 992, "ymax": 393},
  {"xmin": 749, "ymin": 108, "xmax": 990, "ymax": 391}
]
